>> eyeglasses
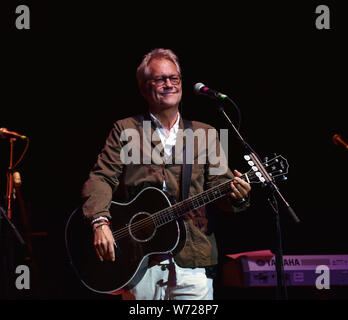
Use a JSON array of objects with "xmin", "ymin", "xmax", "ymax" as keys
[{"xmin": 148, "ymin": 75, "xmax": 181, "ymax": 87}]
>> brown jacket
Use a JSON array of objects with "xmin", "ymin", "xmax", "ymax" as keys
[{"xmin": 81, "ymin": 113, "xmax": 249, "ymax": 268}]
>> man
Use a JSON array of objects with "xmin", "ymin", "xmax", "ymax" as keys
[{"xmin": 81, "ymin": 48, "xmax": 251, "ymax": 300}]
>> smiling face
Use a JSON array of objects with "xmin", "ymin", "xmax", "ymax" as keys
[{"xmin": 143, "ymin": 58, "xmax": 182, "ymax": 112}]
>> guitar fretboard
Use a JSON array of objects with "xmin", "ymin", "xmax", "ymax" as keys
[{"xmin": 152, "ymin": 174, "xmax": 247, "ymax": 227}]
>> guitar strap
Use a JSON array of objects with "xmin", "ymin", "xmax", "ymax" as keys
[{"xmin": 181, "ymin": 119, "xmax": 193, "ymax": 201}]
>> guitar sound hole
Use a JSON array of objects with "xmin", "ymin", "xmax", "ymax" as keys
[{"xmin": 129, "ymin": 212, "xmax": 156, "ymax": 242}]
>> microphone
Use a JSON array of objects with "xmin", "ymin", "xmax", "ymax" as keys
[
  {"xmin": 333, "ymin": 134, "xmax": 348, "ymax": 150},
  {"xmin": 0, "ymin": 128, "xmax": 27, "ymax": 140},
  {"xmin": 193, "ymin": 83, "xmax": 228, "ymax": 100}
]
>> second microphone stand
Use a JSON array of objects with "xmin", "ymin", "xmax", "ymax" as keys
[
  {"xmin": 1, "ymin": 137, "xmax": 26, "ymax": 247},
  {"xmin": 216, "ymin": 103, "xmax": 300, "ymax": 300}
]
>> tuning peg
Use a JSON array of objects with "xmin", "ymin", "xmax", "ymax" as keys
[
  {"xmin": 263, "ymin": 156, "xmax": 269, "ymax": 163},
  {"xmin": 281, "ymin": 175, "xmax": 288, "ymax": 181},
  {"xmin": 255, "ymin": 172, "xmax": 265, "ymax": 183}
]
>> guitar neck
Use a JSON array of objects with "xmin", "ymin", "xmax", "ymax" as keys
[{"xmin": 152, "ymin": 174, "xmax": 247, "ymax": 227}]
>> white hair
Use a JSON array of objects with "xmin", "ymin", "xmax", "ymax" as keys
[{"xmin": 136, "ymin": 48, "xmax": 181, "ymax": 93}]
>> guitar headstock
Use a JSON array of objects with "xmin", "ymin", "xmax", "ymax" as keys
[{"xmin": 244, "ymin": 154, "xmax": 289, "ymax": 184}]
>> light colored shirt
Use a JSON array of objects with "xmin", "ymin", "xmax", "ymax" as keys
[
  {"xmin": 150, "ymin": 112, "xmax": 180, "ymax": 160},
  {"xmin": 150, "ymin": 112, "xmax": 180, "ymax": 192}
]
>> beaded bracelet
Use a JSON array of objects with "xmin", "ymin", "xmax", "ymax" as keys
[{"xmin": 91, "ymin": 216, "xmax": 109, "ymax": 226}]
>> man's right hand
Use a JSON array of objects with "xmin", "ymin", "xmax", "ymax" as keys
[{"xmin": 93, "ymin": 224, "xmax": 115, "ymax": 262}]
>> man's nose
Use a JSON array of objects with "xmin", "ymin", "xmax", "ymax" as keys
[{"xmin": 163, "ymin": 77, "xmax": 173, "ymax": 87}]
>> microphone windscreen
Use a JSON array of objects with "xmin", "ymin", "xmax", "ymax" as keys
[{"xmin": 193, "ymin": 83, "xmax": 205, "ymax": 94}]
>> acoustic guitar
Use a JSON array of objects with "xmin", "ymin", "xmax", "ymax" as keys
[{"xmin": 65, "ymin": 154, "xmax": 288, "ymax": 294}]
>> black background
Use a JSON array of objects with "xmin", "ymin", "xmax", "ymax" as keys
[{"xmin": 1, "ymin": 1, "xmax": 347, "ymax": 300}]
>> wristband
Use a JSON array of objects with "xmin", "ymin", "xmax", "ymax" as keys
[{"xmin": 91, "ymin": 216, "xmax": 109, "ymax": 226}]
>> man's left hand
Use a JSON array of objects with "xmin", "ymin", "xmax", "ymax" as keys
[{"xmin": 229, "ymin": 169, "xmax": 251, "ymax": 202}]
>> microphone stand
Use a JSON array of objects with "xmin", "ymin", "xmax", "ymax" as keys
[
  {"xmin": 1, "ymin": 137, "xmax": 26, "ymax": 247},
  {"xmin": 216, "ymin": 103, "xmax": 300, "ymax": 300},
  {"xmin": 0, "ymin": 135, "xmax": 28, "ymax": 298},
  {"xmin": 0, "ymin": 205, "xmax": 25, "ymax": 246}
]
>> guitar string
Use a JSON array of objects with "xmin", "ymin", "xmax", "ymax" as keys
[
  {"xmin": 120, "ymin": 166, "xmax": 286, "ymax": 237},
  {"xmin": 111, "ymin": 169, "xmax": 283, "ymax": 241},
  {"xmin": 112, "ymin": 168, "xmax": 283, "ymax": 240},
  {"xmin": 113, "ymin": 173, "xmax": 237, "ymax": 240},
  {"xmin": 112, "ymin": 178, "xmax": 235, "ymax": 241},
  {"xmin": 112, "ymin": 157, "xmax": 285, "ymax": 238},
  {"xmin": 112, "ymin": 186, "xmax": 231, "ymax": 241}
]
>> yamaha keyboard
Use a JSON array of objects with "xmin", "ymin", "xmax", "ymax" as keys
[{"xmin": 223, "ymin": 250, "xmax": 348, "ymax": 287}]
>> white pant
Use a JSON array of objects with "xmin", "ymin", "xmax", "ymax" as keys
[{"xmin": 122, "ymin": 257, "xmax": 213, "ymax": 300}]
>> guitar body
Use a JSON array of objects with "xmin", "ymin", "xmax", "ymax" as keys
[{"xmin": 65, "ymin": 187, "xmax": 185, "ymax": 294}]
